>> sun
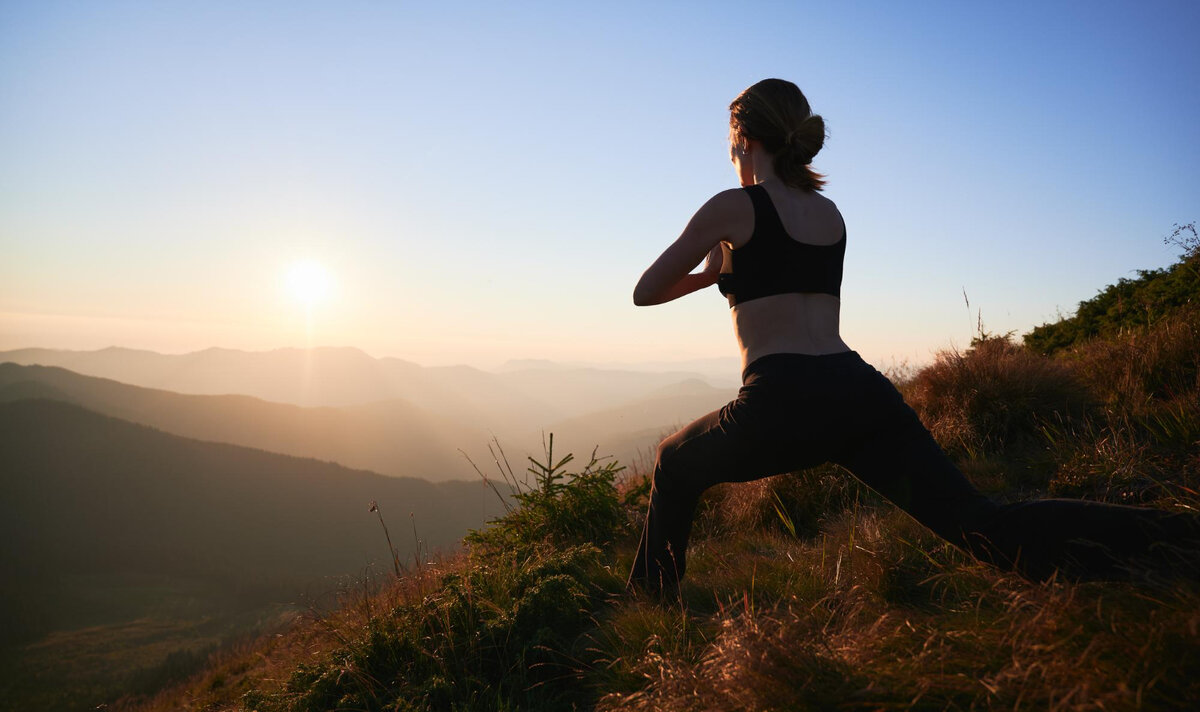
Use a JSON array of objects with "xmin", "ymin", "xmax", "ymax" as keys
[{"xmin": 284, "ymin": 260, "xmax": 332, "ymax": 306}]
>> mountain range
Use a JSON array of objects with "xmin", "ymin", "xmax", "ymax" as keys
[{"xmin": 0, "ymin": 348, "xmax": 739, "ymax": 478}]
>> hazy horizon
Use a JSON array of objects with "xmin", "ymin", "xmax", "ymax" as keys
[{"xmin": 0, "ymin": 341, "xmax": 746, "ymax": 380}]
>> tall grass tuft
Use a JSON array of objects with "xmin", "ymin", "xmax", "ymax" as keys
[
  {"xmin": 698, "ymin": 463, "xmax": 872, "ymax": 541},
  {"xmin": 1066, "ymin": 303, "xmax": 1200, "ymax": 410},
  {"xmin": 902, "ymin": 335, "xmax": 1092, "ymax": 462}
]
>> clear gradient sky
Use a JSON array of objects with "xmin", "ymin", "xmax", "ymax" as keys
[{"xmin": 2, "ymin": 1, "xmax": 1198, "ymax": 372}]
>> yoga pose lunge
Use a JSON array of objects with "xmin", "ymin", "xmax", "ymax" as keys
[{"xmin": 627, "ymin": 78, "xmax": 1200, "ymax": 594}]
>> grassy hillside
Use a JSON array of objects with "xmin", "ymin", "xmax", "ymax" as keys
[
  {"xmin": 114, "ymin": 278, "xmax": 1200, "ymax": 710},
  {"xmin": 0, "ymin": 399, "xmax": 509, "ymax": 585}
]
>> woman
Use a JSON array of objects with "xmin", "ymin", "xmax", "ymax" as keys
[{"xmin": 627, "ymin": 78, "xmax": 1199, "ymax": 595}]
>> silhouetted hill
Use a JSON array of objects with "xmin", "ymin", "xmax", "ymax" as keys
[
  {"xmin": 0, "ymin": 398, "xmax": 506, "ymax": 602},
  {"xmin": 0, "ymin": 377, "xmax": 69, "ymax": 401},
  {"xmin": 0, "ymin": 363, "xmax": 484, "ymax": 482}
]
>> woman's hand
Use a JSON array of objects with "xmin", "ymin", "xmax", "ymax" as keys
[{"xmin": 701, "ymin": 243, "xmax": 725, "ymax": 277}]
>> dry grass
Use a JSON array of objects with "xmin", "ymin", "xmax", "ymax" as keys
[
  {"xmin": 110, "ymin": 560, "xmax": 455, "ymax": 712},
  {"xmin": 1065, "ymin": 304, "xmax": 1200, "ymax": 410},
  {"xmin": 903, "ymin": 336, "xmax": 1092, "ymax": 461},
  {"xmin": 697, "ymin": 463, "xmax": 869, "ymax": 541},
  {"xmin": 601, "ymin": 509, "xmax": 1200, "ymax": 712}
]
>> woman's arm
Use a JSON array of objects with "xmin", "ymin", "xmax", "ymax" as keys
[{"xmin": 632, "ymin": 189, "xmax": 751, "ymax": 306}]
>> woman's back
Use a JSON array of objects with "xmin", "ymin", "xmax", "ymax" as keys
[{"xmin": 723, "ymin": 180, "xmax": 849, "ymax": 369}]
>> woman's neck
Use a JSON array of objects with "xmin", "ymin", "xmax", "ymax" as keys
[{"xmin": 749, "ymin": 145, "xmax": 778, "ymax": 185}]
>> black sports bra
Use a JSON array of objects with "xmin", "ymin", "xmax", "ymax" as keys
[{"xmin": 717, "ymin": 184, "xmax": 845, "ymax": 307}]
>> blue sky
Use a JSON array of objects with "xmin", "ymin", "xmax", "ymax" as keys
[{"xmin": 2, "ymin": 1, "xmax": 1197, "ymax": 372}]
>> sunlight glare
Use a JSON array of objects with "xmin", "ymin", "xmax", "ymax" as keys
[{"xmin": 284, "ymin": 260, "xmax": 332, "ymax": 307}]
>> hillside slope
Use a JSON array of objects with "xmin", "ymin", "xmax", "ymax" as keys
[
  {"xmin": 0, "ymin": 398, "xmax": 514, "ymax": 711},
  {"xmin": 0, "ymin": 398, "xmax": 506, "ymax": 611}
]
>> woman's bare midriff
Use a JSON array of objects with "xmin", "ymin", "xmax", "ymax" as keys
[{"xmin": 732, "ymin": 292, "xmax": 850, "ymax": 371}]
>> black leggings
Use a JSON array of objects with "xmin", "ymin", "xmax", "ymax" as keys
[{"xmin": 629, "ymin": 352, "xmax": 1200, "ymax": 590}]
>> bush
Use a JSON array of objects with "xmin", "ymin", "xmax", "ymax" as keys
[
  {"xmin": 902, "ymin": 335, "xmax": 1092, "ymax": 459},
  {"xmin": 245, "ymin": 544, "xmax": 610, "ymax": 712},
  {"xmin": 464, "ymin": 437, "xmax": 626, "ymax": 559}
]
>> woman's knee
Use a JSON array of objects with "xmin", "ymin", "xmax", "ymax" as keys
[
  {"xmin": 653, "ymin": 437, "xmax": 683, "ymax": 483},
  {"xmin": 652, "ymin": 432, "xmax": 704, "ymax": 493}
]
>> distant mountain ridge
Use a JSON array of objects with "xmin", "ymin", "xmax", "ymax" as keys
[
  {"xmin": 1, "ymin": 348, "xmax": 738, "ymax": 475},
  {"xmin": 0, "ymin": 362, "xmax": 483, "ymax": 482},
  {"xmin": 0, "ymin": 360, "xmax": 739, "ymax": 482},
  {"xmin": 0, "ymin": 346, "xmax": 727, "ymax": 430},
  {"xmin": 0, "ymin": 346, "xmax": 530, "ymax": 415}
]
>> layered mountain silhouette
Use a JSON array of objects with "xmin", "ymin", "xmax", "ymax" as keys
[
  {"xmin": 0, "ymin": 347, "xmax": 723, "ymax": 422},
  {"xmin": 0, "ymin": 349, "xmax": 739, "ymax": 477},
  {"xmin": 0, "ymin": 363, "xmax": 482, "ymax": 482}
]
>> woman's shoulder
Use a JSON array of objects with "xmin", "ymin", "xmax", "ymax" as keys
[
  {"xmin": 688, "ymin": 187, "xmax": 753, "ymax": 227},
  {"xmin": 705, "ymin": 186, "xmax": 755, "ymax": 208},
  {"xmin": 688, "ymin": 188, "xmax": 755, "ymax": 247}
]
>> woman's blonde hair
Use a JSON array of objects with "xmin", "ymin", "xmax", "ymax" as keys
[{"xmin": 729, "ymin": 78, "xmax": 827, "ymax": 191}]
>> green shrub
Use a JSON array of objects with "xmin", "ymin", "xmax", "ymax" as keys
[
  {"xmin": 464, "ymin": 437, "xmax": 626, "ymax": 559},
  {"xmin": 1025, "ymin": 236, "xmax": 1200, "ymax": 355}
]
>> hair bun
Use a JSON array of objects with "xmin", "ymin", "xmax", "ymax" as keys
[{"xmin": 792, "ymin": 114, "xmax": 825, "ymax": 163}]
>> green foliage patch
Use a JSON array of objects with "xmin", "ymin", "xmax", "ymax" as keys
[
  {"xmin": 1025, "ymin": 223, "xmax": 1199, "ymax": 354},
  {"xmin": 465, "ymin": 437, "xmax": 627, "ymax": 559}
]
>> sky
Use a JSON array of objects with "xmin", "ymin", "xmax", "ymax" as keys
[{"xmin": 2, "ymin": 1, "xmax": 1198, "ymax": 374}]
